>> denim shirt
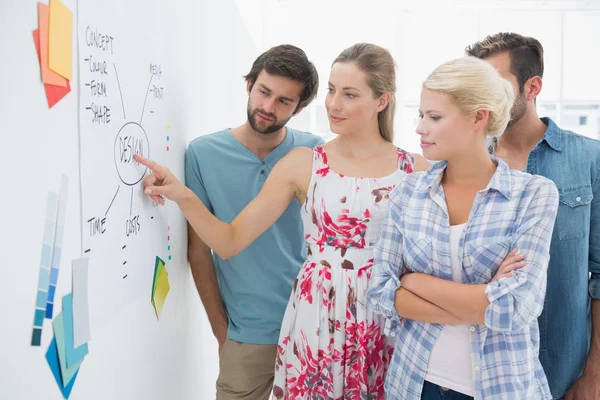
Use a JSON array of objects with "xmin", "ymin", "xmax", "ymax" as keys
[{"xmin": 490, "ymin": 117, "xmax": 600, "ymax": 399}]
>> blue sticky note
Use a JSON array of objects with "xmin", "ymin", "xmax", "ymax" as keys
[
  {"xmin": 46, "ymin": 338, "xmax": 79, "ymax": 399},
  {"xmin": 34, "ymin": 309, "xmax": 45, "ymax": 326},
  {"xmin": 36, "ymin": 291, "xmax": 47, "ymax": 309},
  {"xmin": 48, "ymin": 285, "xmax": 56, "ymax": 300},
  {"xmin": 45, "ymin": 302, "xmax": 54, "ymax": 319},
  {"xmin": 50, "ymin": 267, "xmax": 60, "ymax": 285},
  {"xmin": 39, "ymin": 268, "xmax": 50, "ymax": 290},
  {"xmin": 31, "ymin": 328, "xmax": 42, "ymax": 346},
  {"xmin": 62, "ymin": 294, "xmax": 88, "ymax": 367},
  {"xmin": 41, "ymin": 244, "xmax": 53, "ymax": 267}
]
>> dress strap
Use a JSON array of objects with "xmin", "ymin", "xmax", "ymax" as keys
[
  {"xmin": 397, "ymin": 148, "xmax": 415, "ymax": 174},
  {"xmin": 312, "ymin": 145, "xmax": 331, "ymax": 177}
]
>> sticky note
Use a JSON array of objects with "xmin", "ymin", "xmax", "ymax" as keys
[
  {"xmin": 52, "ymin": 313, "xmax": 83, "ymax": 387},
  {"xmin": 62, "ymin": 294, "xmax": 88, "ymax": 368},
  {"xmin": 48, "ymin": 0, "xmax": 73, "ymax": 80},
  {"xmin": 72, "ymin": 258, "xmax": 92, "ymax": 347},
  {"xmin": 46, "ymin": 338, "xmax": 79, "ymax": 398},
  {"xmin": 33, "ymin": 29, "xmax": 71, "ymax": 108},
  {"xmin": 38, "ymin": 3, "xmax": 67, "ymax": 86},
  {"xmin": 152, "ymin": 267, "xmax": 170, "ymax": 319}
]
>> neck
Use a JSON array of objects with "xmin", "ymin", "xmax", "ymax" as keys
[
  {"xmin": 443, "ymin": 145, "xmax": 496, "ymax": 189},
  {"xmin": 500, "ymin": 108, "xmax": 547, "ymax": 151},
  {"xmin": 231, "ymin": 122, "xmax": 287, "ymax": 159},
  {"xmin": 334, "ymin": 123, "xmax": 389, "ymax": 158}
]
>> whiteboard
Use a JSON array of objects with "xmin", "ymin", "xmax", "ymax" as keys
[{"xmin": 78, "ymin": 0, "xmax": 170, "ymax": 327}]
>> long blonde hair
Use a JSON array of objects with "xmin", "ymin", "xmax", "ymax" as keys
[{"xmin": 333, "ymin": 43, "xmax": 396, "ymax": 142}]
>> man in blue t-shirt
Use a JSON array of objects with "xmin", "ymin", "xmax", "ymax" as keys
[{"xmin": 185, "ymin": 44, "xmax": 324, "ymax": 400}]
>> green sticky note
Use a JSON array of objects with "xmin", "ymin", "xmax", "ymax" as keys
[
  {"xmin": 52, "ymin": 312, "xmax": 83, "ymax": 387},
  {"xmin": 62, "ymin": 294, "xmax": 88, "ymax": 368},
  {"xmin": 152, "ymin": 256, "xmax": 165, "ymax": 299}
]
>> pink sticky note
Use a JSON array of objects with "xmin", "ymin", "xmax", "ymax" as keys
[
  {"xmin": 38, "ymin": 3, "xmax": 67, "ymax": 87},
  {"xmin": 34, "ymin": 29, "xmax": 71, "ymax": 108}
]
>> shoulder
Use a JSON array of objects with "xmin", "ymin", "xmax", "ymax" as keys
[
  {"xmin": 390, "ymin": 169, "xmax": 429, "ymax": 203},
  {"xmin": 280, "ymin": 146, "xmax": 314, "ymax": 166},
  {"xmin": 552, "ymin": 122, "xmax": 600, "ymax": 160},
  {"xmin": 562, "ymin": 128, "xmax": 600, "ymax": 150},
  {"xmin": 511, "ymin": 170, "xmax": 559, "ymax": 205},
  {"xmin": 287, "ymin": 127, "xmax": 325, "ymax": 148},
  {"xmin": 394, "ymin": 148, "xmax": 431, "ymax": 173},
  {"xmin": 187, "ymin": 129, "xmax": 230, "ymax": 154}
]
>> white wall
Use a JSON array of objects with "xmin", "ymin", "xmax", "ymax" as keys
[
  {"xmin": 169, "ymin": 0, "xmax": 260, "ymax": 398},
  {"xmin": 0, "ymin": 0, "xmax": 256, "ymax": 398}
]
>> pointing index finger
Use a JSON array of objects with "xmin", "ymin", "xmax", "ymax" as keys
[{"xmin": 134, "ymin": 154, "xmax": 162, "ymax": 173}]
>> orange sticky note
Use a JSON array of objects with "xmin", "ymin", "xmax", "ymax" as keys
[
  {"xmin": 34, "ymin": 29, "xmax": 71, "ymax": 108},
  {"xmin": 48, "ymin": 0, "xmax": 73, "ymax": 81},
  {"xmin": 38, "ymin": 2, "xmax": 67, "ymax": 87}
]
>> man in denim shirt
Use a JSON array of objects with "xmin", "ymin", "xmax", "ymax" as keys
[{"xmin": 467, "ymin": 32, "xmax": 600, "ymax": 400}]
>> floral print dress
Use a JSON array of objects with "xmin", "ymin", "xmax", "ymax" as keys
[{"xmin": 273, "ymin": 145, "xmax": 415, "ymax": 400}]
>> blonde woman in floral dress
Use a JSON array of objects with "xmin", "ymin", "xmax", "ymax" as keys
[{"xmin": 135, "ymin": 43, "xmax": 429, "ymax": 399}]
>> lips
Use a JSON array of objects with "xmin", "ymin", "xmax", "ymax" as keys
[
  {"xmin": 330, "ymin": 115, "xmax": 345, "ymax": 123},
  {"xmin": 256, "ymin": 113, "xmax": 274, "ymax": 122}
]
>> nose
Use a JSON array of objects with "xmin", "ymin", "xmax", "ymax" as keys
[
  {"xmin": 416, "ymin": 118, "xmax": 426, "ymax": 136},
  {"xmin": 262, "ymin": 98, "xmax": 277, "ymax": 114},
  {"xmin": 328, "ymin": 92, "xmax": 342, "ymax": 111}
]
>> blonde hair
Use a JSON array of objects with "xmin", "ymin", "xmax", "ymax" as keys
[
  {"xmin": 333, "ymin": 43, "xmax": 396, "ymax": 142},
  {"xmin": 423, "ymin": 56, "xmax": 514, "ymax": 136}
]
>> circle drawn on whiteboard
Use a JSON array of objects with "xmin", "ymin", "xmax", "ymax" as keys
[{"xmin": 113, "ymin": 122, "xmax": 150, "ymax": 186}]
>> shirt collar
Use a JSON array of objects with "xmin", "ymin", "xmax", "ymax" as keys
[
  {"xmin": 540, "ymin": 117, "xmax": 562, "ymax": 152},
  {"xmin": 419, "ymin": 155, "xmax": 513, "ymax": 200}
]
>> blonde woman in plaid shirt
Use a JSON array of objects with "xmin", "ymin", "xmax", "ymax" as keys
[{"xmin": 368, "ymin": 57, "xmax": 559, "ymax": 400}]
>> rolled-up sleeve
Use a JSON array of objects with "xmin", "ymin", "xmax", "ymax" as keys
[
  {"xmin": 485, "ymin": 180, "xmax": 559, "ymax": 332},
  {"xmin": 185, "ymin": 145, "xmax": 213, "ymax": 213},
  {"xmin": 589, "ymin": 167, "xmax": 600, "ymax": 299},
  {"xmin": 367, "ymin": 188, "xmax": 405, "ymax": 337}
]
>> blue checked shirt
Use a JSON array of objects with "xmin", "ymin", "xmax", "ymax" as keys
[{"xmin": 367, "ymin": 157, "xmax": 559, "ymax": 400}]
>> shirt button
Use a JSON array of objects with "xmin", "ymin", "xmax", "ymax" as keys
[
  {"xmin": 470, "ymin": 325, "xmax": 476, "ymax": 332},
  {"xmin": 474, "ymin": 365, "xmax": 480, "ymax": 372},
  {"xmin": 576, "ymin": 196, "xmax": 581, "ymax": 202},
  {"xmin": 261, "ymin": 161, "xmax": 266, "ymax": 165},
  {"xmin": 260, "ymin": 170, "xmax": 265, "ymax": 174},
  {"xmin": 518, "ymin": 277, "xmax": 526, "ymax": 284}
]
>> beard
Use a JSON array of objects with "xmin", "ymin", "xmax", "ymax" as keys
[
  {"xmin": 247, "ymin": 104, "xmax": 289, "ymax": 135},
  {"xmin": 507, "ymin": 90, "xmax": 527, "ymax": 128}
]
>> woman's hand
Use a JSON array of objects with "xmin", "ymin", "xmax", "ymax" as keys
[
  {"xmin": 133, "ymin": 154, "xmax": 189, "ymax": 204},
  {"xmin": 491, "ymin": 249, "xmax": 526, "ymax": 282}
]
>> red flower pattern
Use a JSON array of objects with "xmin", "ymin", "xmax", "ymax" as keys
[{"xmin": 273, "ymin": 146, "xmax": 414, "ymax": 399}]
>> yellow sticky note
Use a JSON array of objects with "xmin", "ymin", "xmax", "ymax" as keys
[
  {"xmin": 153, "ymin": 267, "xmax": 170, "ymax": 320},
  {"xmin": 38, "ymin": 3, "xmax": 67, "ymax": 87},
  {"xmin": 48, "ymin": 0, "xmax": 73, "ymax": 80}
]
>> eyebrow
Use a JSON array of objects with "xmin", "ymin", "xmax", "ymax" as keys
[
  {"xmin": 258, "ymin": 84, "xmax": 296, "ymax": 103},
  {"xmin": 418, "ymin": 109, "xmax": 442, "ymax": 114},
  {"xmin": 328, "ymin": 82, "xmax": 362, "ymax": 92}
]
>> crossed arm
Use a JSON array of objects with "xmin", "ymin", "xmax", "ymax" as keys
[{"xmin": 368, "ymin": 182, "xmax": 559, "ymax": 332}]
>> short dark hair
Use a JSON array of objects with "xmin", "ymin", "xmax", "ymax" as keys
[
  {"xmin": 465, "ymin": 32, "xmax": 544, "ymax": 92},
  {"xmin": 244, "ymin": 44, "xmax": 319, "ymax": 112}
]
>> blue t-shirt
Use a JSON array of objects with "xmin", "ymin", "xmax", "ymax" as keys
[{"xmin": 185, "ymin": 127, "xmax": 325, "ymax": 344}]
